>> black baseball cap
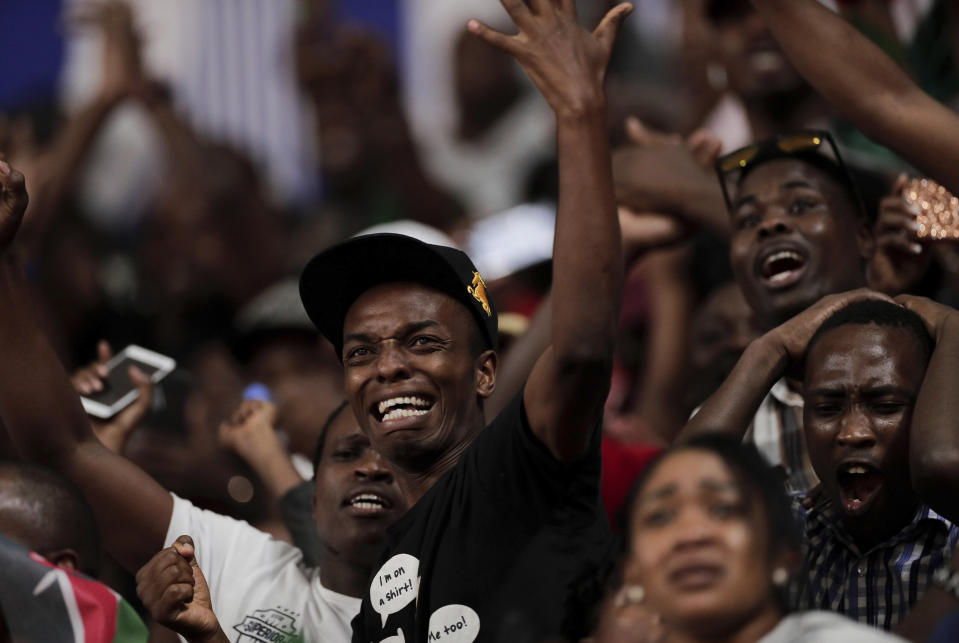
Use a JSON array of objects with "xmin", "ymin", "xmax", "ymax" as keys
[{"xmin": 299, "ymin": 233, "xmax": 498, "ymax": 357}]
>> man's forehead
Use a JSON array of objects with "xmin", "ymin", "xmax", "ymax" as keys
[
  {"xmin": 330, "ymin": 430, "xmax": 369, "ymax": 449},
  {"xmin": 737, "ymin": 158, "xmax": 836, "ymax": 196},
  {"xmin": 343, "ymin": 282, "xmax": 469, "ymax": 333},
  {"xmin": 328, "ymin": 407, "xmax": 364, "ymax": 440},
  {"xmin": 805, "ymin": 325, "xmax": 925, "ymax": 385},
  {"xmin": 349, "ymin": 281, "xmax": 453, "ymax": 312}
]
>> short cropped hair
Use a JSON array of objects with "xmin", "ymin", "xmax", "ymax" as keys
[
  {"xmin": 806, "ymin": 299, "xmax": 935, "ymax": 367},
  {"xmin": 0, "ymin": 461, "xmax": 101, "ymax": 576}
]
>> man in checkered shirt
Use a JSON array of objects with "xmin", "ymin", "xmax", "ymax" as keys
[{"xmin": 684, "ymin": 291, "xmax": 959, "ymax": 637}]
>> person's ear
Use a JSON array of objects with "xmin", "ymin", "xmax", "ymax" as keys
[
  {"xmin": 46, "ymin": 548, "xmax": 81, "ymax": 572},
  {"xmin": 474, "ymin": 350, "xmax": 497, "ymax": 399}
]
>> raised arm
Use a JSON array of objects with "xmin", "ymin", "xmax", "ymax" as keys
[
  {"xmin": 16, "ymin": 94, "xmax": 125, "ymax": 252},
  {"xmin": 891, "ymin": 300, "xmax": 959, "ymax": 641},
  {"xmin": 680, "ymin": 289, "xmax": 891, "ymax": 442},
  {"xmin": 218, "ymin": 400, "xmax": 303, "ymax": 500},
  {"xmin": 611, "ymin": 120, "xmax": 729, "ymax": 240},
  {"xmin": 470, "ymin": 0, "xmax": 632, "ymax": 460},
  {"xmin": 893, "ymin": 298, "xmax": 959, "ymax": 641},
  {"xmin": 678, "ymin": 328, "xmax": 787, "ymax": 442},
  {"xmin": 0, "ymin": 163, "xmax": 171, "ymax": 572},
  {"xmin": 485, "ymin": 207, "xmax": 689, "ymax": 425},
  {"xmin": 751, "ymin": 0, "xmax": 959, "ymax": 195},
  {"xmin": 897, "ymin": 295, "xmax": 959, "ymax": 526},
  {"xmin": 21, "ymin": 2, "xmax": 142, "ymax": 252}
]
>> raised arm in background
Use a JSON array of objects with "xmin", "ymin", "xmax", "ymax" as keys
[
  {"xmin": 489, "ymin": 120, "xmax": 723, "ymax": 440},
  {"xmin": 750, "ymin": 0, "xmax": 959, "ymax": 195},
  {"xmin": 485, "ymin": 206, "xmax": 690, "ymax": 441},
  {"xmin": 218, "ymin": 399, "xmax": 303, "ymax": 500},
  {"xmin": 485, "ymin": 117, "xmax": 714, "ymax": 440},
  {"xmin": 0, "ymin": 162, "xmax": 172, "ymax": 573},
  {"xmin": 13, "ymin": 2, "xmax": 140, "ymax": 253},
  {"xmin": 885, "ymin": 295, "xmax": 959, "ymax": 643},
  {"xmin": 470, "ymin": 0, "xmax": 631, "ymax": 460},
  {"xmin": 896, "ymin": 295, "xmax": 959, "ymax": 526},
  {"xmin": 611, "ymin": 117, "xmax": 729, "ymax": 240}
]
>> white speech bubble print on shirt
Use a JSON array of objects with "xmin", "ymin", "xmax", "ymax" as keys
[
  {"xmin": 426, "ymin": 604, "xmax": 480, "ymax": 643},
  {"xmin": 370, "ymin": 554, "xmax": 420, "ymax": 628}
]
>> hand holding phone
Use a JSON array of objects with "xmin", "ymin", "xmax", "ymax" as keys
[{"xmin": 78, "ymin": 344, "xmax": 176, "ymax": 419}]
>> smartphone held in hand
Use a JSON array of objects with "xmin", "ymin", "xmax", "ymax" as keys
[{"xmin": 80, "ymin": 345, "xmax": 176, "ymax": 419}]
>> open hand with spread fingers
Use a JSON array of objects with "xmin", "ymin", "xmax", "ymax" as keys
[{"xmin": 467, "ymin": 0, "xmax": 633, "ymax": 120}]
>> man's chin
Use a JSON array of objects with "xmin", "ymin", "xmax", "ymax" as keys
[
  {"xmin": 738, "ymin": 70, "xmax": 804, "ymax": 101},
  {"xmin": 753, "ymin": 286, "xmax": 821, "ymax": 329},
  {"xmin": 835, "ymin": 493, "xmax": 908, "ymax": 548},
  {"xmin": 839, "ymin": 507, "xmax": 884, "ymax": 545},
  {"xmin": 379, "ymin": 432, "xmax": 447, "ymax": 472}
]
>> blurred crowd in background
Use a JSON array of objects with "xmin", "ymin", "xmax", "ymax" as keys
[{"xmin": 5, "ymin": 0, "xmax": 959, "ymax": 640}]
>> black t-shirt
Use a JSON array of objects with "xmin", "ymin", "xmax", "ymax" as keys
[{"xmin": 351, "ymin": 390, "xmax": 613, "ymax": 643}]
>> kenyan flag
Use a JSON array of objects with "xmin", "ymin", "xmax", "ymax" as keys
[{"xmin": 0, "ymin": 534, "xmax": 147, "ymax": 642}]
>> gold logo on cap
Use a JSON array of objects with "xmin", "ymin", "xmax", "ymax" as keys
[{"xmin": 467, "ymin": 271, "xmax": 491, "ymax": 316}]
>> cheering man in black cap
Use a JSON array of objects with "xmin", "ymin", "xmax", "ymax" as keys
[{"xmin": 299, "ymin": 1, "xmax": 633, "ymax": 641}]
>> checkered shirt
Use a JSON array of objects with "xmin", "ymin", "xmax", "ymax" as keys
[
  {"xmin": 790, "ymin": 497, "xmax": 958, "ymax": 630},
  {"xmin": 748, "ymin": 380, "xmax": 818, "ymax": 495}
]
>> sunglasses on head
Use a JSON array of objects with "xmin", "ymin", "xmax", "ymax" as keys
[{"xmin": 715, "ymin": 130, "xmax": 864, "ymax": 216}]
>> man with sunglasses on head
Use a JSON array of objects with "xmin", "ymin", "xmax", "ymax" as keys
[
  {"xmin": 682, "ymin": 130, "xmax": 876, "ymax": 495},
  {"xmin": 678, "ymin": 133, "xmax": 959, "ymax": 640}
]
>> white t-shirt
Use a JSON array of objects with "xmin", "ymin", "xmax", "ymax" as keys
[
  {"xmin": 761, "ymin": 611, "xmax": 906, "ymax": 643},
  {"xmin": 164, "ymin": 494, "xmax": 360, "ymax": 642}
]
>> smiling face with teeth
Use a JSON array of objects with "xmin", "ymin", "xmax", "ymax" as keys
[
  {"xmin": 803, "ymin": 324, "xmax": 927, "ymax": 547},
  {"xmin": 729, "ymin": 159, "xmax": 873, "ymax": 329},
  {"xmin": 312, "ymin": 407, "xmax": 407, "ymax": 577},
  {"xmin": 341, "ymin": 282, "xmax": 497, "ymax": 477}
]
